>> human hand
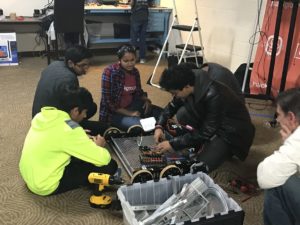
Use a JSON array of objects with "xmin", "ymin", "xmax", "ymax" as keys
[
  {"xmin": 154, "ymin": 128, "xmax": 164, "ymax": 144},
  {"xmin": 280, "ymin": 124, "xmax": 293, "ymax": 141},
  {"xmin": 92, "ymin": 134, "xmax": 106, "ymax": 147},
  {"xmin": 131, "ymin": 111, "xmax": 141, "ymax": 117},
  {"xmin": 152, "ymin": 141, "xmax": 173, "ymax": 154}
]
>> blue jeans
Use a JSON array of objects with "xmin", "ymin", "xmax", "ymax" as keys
[
  {"xmin": 111, "ymin": 99, "xmax": 162, "ymax": 131},
  {"xmin": 264, "ymin": 175, "xmax": 300, "ymax": 225},
  {"xmin": 130, "ymin": 19, "xmax": 148, "ymax": 59}
]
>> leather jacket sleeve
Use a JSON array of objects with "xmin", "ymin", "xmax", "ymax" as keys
[
  {"xmin": 156, "ymin": 97, "xmax": 184, "ymax": 126},
  {"xmin": 169, "ymin": 87, "xmax": 223, "ymax": 150}
]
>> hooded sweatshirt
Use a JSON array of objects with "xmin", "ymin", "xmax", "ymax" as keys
[{"xmin": 19, "ymin": 107, "xmax": 111, "ymax": 196}]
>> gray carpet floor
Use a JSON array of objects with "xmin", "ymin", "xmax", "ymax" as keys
[{"xmin": 0, "ymin": 54, "xmax": 281, "ymax": 225}]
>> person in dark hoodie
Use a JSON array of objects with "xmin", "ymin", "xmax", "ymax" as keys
[{"xmin": 153, "ymin": 63, "xmax": 255, "ymax": 172}]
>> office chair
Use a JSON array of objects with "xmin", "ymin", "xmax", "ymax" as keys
[{"xmin": 53, "ymin": 0, "xmax": 85, "ymax": 60}]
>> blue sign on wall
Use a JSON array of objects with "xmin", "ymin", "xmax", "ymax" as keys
[{"xmin": 0, "ymin": 33, "xmax": 18, "ymax": 66}]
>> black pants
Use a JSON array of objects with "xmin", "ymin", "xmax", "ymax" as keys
[
  {"xmin": 64, "ymin": 32, "xmax": 80, "ymax": 49},
  {"xmin": 175, "ymin": 106, "xmax": 232, "ymax": 172},
  {"xmin": 80, "ymin": 102, "xmax": 109, "ymax": 136},
  {"xmin": 52, "ymin": 158, "xmax": 118, "ymax": 195},
  {"xmin": 196, "ymin": 136, "xmax": 232, "ymax": 171}
]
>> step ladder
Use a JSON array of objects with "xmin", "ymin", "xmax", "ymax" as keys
[{"xmin": 149, "ymin": 0, "xmax": 206, "ymax": 88}]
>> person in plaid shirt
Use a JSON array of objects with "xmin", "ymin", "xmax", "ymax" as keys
[{"xmin": 99, "ymin": 45, "xmax": 162, "ymax": 133}]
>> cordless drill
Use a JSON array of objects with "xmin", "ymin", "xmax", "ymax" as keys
[{"xmin": 88, "ymin": 172, "xmax": 123, "ymax": 208}]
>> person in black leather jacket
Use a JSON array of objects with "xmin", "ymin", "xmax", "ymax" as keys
[
  {"xmin": 200, "ymin": 62, "xmax": 245, "ymax": 103},
  {"xmin": 153, "ymin": 63, "xmax": 255, "ymax": 172}
]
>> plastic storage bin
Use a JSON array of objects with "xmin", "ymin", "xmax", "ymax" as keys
[{"xmin": 117, "ymin": 172, "xmax": 244, "ymax": 225}]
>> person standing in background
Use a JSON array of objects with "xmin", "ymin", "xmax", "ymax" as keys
[{"xmin": 130, "ymin": 0, "xmax": 149, "ymax": 63}]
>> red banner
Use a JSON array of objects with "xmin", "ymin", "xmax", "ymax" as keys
[{"xmin": 250, "ymin": 0, "xmax": 300, "ymax": 98}]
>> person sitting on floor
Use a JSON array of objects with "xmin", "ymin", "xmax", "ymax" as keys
[
  {"xmin": 257, "ymin": 88, "xmax": 300, "ymax": 225},
  {"xmin": 184, "ymin": 62, "xmax": 244, "ymax": 103},
  {"xmin": 152, "ymin": 63, "xmax": 255, "ymax": 172},
  {"xmin": 99, "ymin": 44, "xmax": 162, "ymax": 133},
  {"xmin": 200, "ymin": 62, "xmax": 245, "ymax": 103},
  {"xmin": 32, "ymin": 45, "xmax": 108, "ymax": 136},
  {"xmin": 20, "ymin": 87, "xmax": 118, "ymax": 196}
]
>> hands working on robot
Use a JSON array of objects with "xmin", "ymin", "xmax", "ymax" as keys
[{"xmin": 152, "ymin": 127, "xmax": 173, "ymax": 154}]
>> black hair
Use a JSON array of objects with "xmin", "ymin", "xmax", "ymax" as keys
[
  {"xmin": 59, "ymin": 86, "xmax": 94, "ymax": 113},
  {"xmin": 159, "ymin": 63, "xmax": 195, "ymax": 91},
  {"xmin": 64, "ymin": 45, "xmax": 92, "ymax": 64},
  {"xmin": 117, "ymin": 44, "xmax": 136, "ymax": 59},
  {"xmin": 276, "ymin": 88, "xmax": 300, "ymax": 121}
]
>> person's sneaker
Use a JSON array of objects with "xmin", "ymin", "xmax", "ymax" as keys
[
  {"xmin": 153, "ymin": 48, "xmax": 160, "ymax": 55},
  {"xmin": 139, "ymin": 59, "xmax": 146, "ymax": 64}
]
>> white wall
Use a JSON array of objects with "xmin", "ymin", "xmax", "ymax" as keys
[
  {"xmin": 1, "ymin": 0, "xmax": 50, "ymax": 52},
  {"xmin": 1, "ymin": 0, "xmax": 49, "ymax": 17},
  {"xmin": 1, "ymin": 0, "xmax": 266, "ymax": 71},
  {"xmin": 161, "ymin": 0, "xmax": 267, "ymax": 71}
]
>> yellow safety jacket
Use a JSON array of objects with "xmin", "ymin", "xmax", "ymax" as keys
[{"xmin": 19, "ymin": 107, "xmax": 111, "ymax": 196}]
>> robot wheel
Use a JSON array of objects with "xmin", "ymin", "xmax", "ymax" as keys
[
  {"xmin": 159, "ymin": 165, "xmax": 182, "ymax": 179},
  {"xmin": 131, "ymin": 169, "xmax": 153, "ymax": 184},
  {"xmin": 103, "ymin": 127, "xmax": 122, "ymax": 140}
]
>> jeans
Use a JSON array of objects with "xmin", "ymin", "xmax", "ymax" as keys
[
  {"xmin": 130, "ymin": 19, "xmax": 148, "ymax": 59},
  {"xmin": 264, "ymin": 175, "xmax": 300, "ymax": 225},
  {"xmin": 111, "ymin": 99, "xmax": 162, "ymax": 132}
]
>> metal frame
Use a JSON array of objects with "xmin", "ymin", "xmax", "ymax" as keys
[
  {"xmin": 243, "ymin": 0, "xmax": 299, "ymax": 99},
  {"xmin": 149, "ymin": 0, "xmax": 205, "ymax": 88}
]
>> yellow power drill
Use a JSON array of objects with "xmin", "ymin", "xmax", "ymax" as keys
[{"xmin": 88, "ymin": 172, "xmax": 123, "ymax": 208}]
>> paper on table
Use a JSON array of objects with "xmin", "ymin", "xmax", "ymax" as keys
[{"xmin": 140, "ymin": 117, "xmax": 156, "ymax": 132}]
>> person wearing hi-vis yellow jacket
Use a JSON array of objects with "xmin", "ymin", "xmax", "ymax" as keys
[{"xmin": 19, "ymin": 87, "xmax": 118, "ymax": 196}]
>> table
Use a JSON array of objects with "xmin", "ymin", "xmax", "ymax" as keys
[
  {"xmin": 0, "ymin": 16, "xmax": 50, "ymax": 64},
  {"xmin": 0, "ymin": 17, "xmax": 42, "ymax": 33},
  {"xmin": 0, "ymin": 5, "xmax": 172, "ymax": 64},
  {"xmin": 85, "ymin": 5, "xmax": 172, "ymax": 46}
]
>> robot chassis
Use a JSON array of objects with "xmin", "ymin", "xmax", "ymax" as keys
[{"xmin": 104, "ymin": 127, "xmax": 207, "ymax": 184}]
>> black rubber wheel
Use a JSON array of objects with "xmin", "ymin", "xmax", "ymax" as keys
[
  {"xmin": 103, "ymin": 127, "xmax": 122, "ymax": 140},
  {"xmin": 131, "ymin": 169, "xmax": 153, "ymax": 183},
  {"xmin": 159, "ymin": 165, "xmax": 182, "ymax": 179}
]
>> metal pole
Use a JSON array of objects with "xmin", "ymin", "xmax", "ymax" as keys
[
  {"xmin": 266, "ymin": 0, "xmax": 284, "ymax": 96},
  {"xmin": 279, "ymin": 0, "xmax": 299, "ymax": 92},
  {"xmin": 242, "ymin": 0, "xmax": 263, "ymax": 93},
  {"xmin": 193, "ymin": 0, "xmax": 205, "ymax": 62}
]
